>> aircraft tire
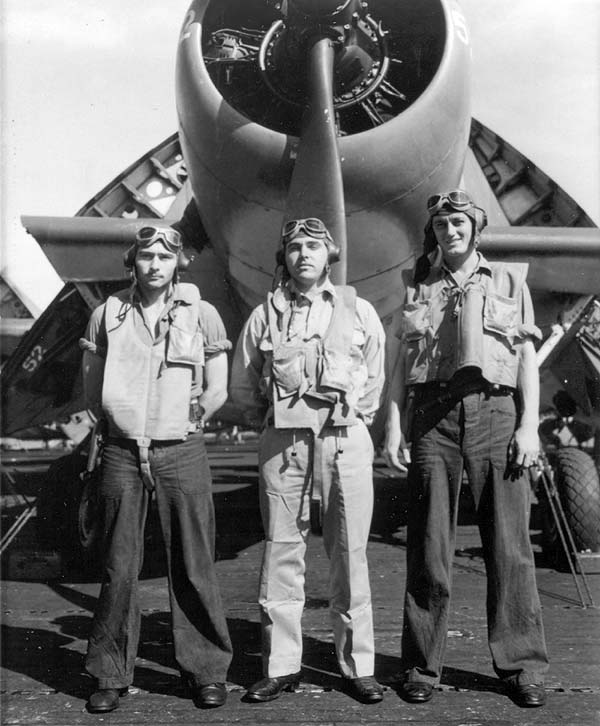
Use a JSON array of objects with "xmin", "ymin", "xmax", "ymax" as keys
[
  {"xmin": 541, "ymin": 447, "xmax": 600, "ymax": 569},
  {"xmin": 77, "ymin": 473, "xmax": 102, "ymax": 559},
  {"xmin": 36, "ymin": 439, "xmax": 103, "ymax": 578},
  {"xmin": 36, "ymin": 449, "xmax": 86, "ymax": 554}
]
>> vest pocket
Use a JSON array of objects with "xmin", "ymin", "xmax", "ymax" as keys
[
  {"xmin": 272, "ymin": 350, "xmax": 305, "ymax": 399},
  {"xmin": 320, "ymin": 348, "xmax": 352, "ymax": 391},
  {"xmin": 483, "ymin": 292, "xmax": 518, "ymax": 338},
  {"xmin": 167, "ymin": 325, "xmax": 204, "ymax": 366}
]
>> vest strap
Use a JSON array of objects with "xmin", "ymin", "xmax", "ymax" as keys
[
  {"xmin": 136, "ymin": 436, "xmax": 155, "ymax": 492},
  {"xmin": 266, "ymin": 285, "xmax": 356, "ymax": 353},
  {"xmin": 310, "ymin": 433, "xmax": 325, "ymax": 535},
  {"xmin": 323, "ymin": 285, "xmax": 356, "ymax": 356},
  {"xmin": 309, "ymin": 426, "xmax": 348, "ymax": 535}
]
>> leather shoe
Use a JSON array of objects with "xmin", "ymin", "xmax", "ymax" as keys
[
  {"xmin": 192, "ymin": 683, "xmax": 227, "ymax": 708},
  {"xmin": 86, "ymin": 687, "xmax": 128, "ymax": 713},
  {"xmin": 344, "ymin": 676, "xmax": 384, "ymax": 703},
  {"xmin": 508, "ymin": 682, "xmax": 546, "ymax": 707},
  {"xmin": 401, "ymin": 681, "xmax": 434, "ymax": 703},
  {"xmin": 246, "ymin": 672, "xmax": 301, "ymax": 702}
]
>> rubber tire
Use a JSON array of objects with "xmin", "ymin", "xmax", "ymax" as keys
[
  {"xmin": 36, "ymin": 436, "xmax": 103, "ymax": 577},
  {"xmin": 541, "ymin": 447, "xmax": 600, "ymax": 567}
]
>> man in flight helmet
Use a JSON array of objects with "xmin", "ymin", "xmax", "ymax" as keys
[
  {"xmin": 231, "ymin": 217, "xmax": 386, "ymax": 705},
  {"xmin": 384, "ymin": 191, "xmax": 549, "ymax": 708},
  {"xmin": 80, "ymin": 225, "xmax": 232, "ymax": 713}
]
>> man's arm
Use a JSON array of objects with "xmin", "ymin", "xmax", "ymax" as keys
[
  {"xmin": 82, "ymin": 351, "xmax": 105, "ymax": 420},
  {"xmin": 511, "ymin": 337, "xmax": 540, "ymax": 469},
  {"xmin": 230, "ymin": 308, "xmax": 269, "ymax": 427},
  {"xmin": 192, "ymin": 300, "xmax": 232, "ymax": 423},
  {"xmin": 198, "ymin": 351, "xmax": 228, "ymax": 423},
  {"xmin": 355, "ymin": 300, "xmax": 386, "ymax": 424},
  {"xmin": 79, "ymin": 305, "xmax": 106, "ymax": 420},
  {"xmin": 383, "ymin": 340, "xmax": 409, "ymax": 474}
]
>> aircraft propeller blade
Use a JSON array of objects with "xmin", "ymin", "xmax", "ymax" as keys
[{"xmin": 285, "ymin": 36, "xmax": 347, "ymax": 284}]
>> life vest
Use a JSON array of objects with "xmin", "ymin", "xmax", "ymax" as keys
[
  {"xmin": 402, "ymin": 262, "xmax": 541, "ymax": 388},
  {"xmin": 266, "ymin": 285, "xmax": 358, "ymax": 431},
  {"xmin": 101, "ymin": 283, "xmax": 204, "ymax": 442}
]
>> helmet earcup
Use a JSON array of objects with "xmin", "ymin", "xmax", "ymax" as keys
[{"xmin": 473, "ymin": 206, "xmax": 488, "ymax": 232}]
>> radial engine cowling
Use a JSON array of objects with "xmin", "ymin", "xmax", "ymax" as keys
[{"xmin": 176, "ymin": 0, "xmax": 471, "ymax": 316}]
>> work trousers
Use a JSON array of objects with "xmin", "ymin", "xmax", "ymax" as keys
[
  {"xmin": 403, "ymin": 391, "xmax": 549, "ymax": 686},
  {"xmin": 258, "ymin": 421, "xmax": 375, "ymax": 679},
  {"xmin": 85, "ymin": 434, "xmax": 232, "ymax": 689}
]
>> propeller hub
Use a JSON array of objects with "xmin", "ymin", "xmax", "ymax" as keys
[{"xmin": 258, "ymin": 11, "xmax": 388, "ymax": 112}]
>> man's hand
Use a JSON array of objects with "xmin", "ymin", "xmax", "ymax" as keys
[
  {"xmin": 383, "ymin": 428, "xmax": 410, "ymax": 474},
  {"xmin": 509, "ymin": 423, "xmax": 540, "ymax": 471}
]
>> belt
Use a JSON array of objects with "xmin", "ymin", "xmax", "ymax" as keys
[
  {"xmin": 104, "ymin": 403, "xmax": 203, "ymax": 492},
  {"xmin": 413, "ymin": 379, "xmax": 515, "ymax": 406},
  {"xmin": 105, "ymin": 435, "xmax": 192, "ymax": 492},
  {"xmin": 106, "ymin": 436, "xmax": 188, "ymax": 447}
]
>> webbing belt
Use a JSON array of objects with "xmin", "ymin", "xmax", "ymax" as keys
[
  {"xmin": 106, "ymin": 435, "xmax": 191, "ymax": 492},
  {"xmin": 136, "ymin": 437, "xmax": 155, "ymax": 492},
  {"xmin": 310, "ymin": 434, "xmax": 326, "ymax": 534}
]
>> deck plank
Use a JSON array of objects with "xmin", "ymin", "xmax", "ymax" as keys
[{"xmin": 2, "ymin": 444, "xmax": 599, "ymax": 724}]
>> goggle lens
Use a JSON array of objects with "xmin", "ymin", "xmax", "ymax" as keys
[
  {"xmin": 427, "ymin": 190, "xmax": 474, "ymax": 214},
  {"xmin": 135, "ymin": 225, "xmax": 181, "ymax": 252},
  {"xmin": 281, "ymin": 217, "xmax": 331, "ymax": 242}
]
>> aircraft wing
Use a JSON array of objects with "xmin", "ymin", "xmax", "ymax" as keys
[
  {"xmin": 1, "ymin": 136, "xmax": 246, "ymax": 437},
  {"xmin": 4, "ymin": 120, "xmax": 599, "ymax": 436}
]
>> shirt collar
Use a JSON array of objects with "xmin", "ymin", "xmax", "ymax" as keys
[
  {"xmin": 272, "ymin": 278, "xmax": 337, "ymax": 312},
  {"xmin": 429, "ymin": 250, "xmax": 492, "ymax": 280}
]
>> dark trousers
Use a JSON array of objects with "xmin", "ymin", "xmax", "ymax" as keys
[
  {"xmin": 403, "ymin": 391, "xmax": 549, "ymax": 686},
  {"xmin": 85, "ymin": 434, "xmax": 232, "ymax": 689}
]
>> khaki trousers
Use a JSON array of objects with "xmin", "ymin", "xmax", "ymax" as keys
[{"xmin": 258, "ymin": 421, "xmax": 375, "ymax": 678}]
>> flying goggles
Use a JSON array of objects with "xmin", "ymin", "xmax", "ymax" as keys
[
  {"xmin": 426, "ymin": 190, "xmax": 476, "ymax": 216},
  {"xmin": 125, "ymin": 225, "xmax": 190, "ymax": 270},
  {"xmin": 135, "ymin": 225, "xmax": 182, "ymax": 252},
  {"xmin": 281, "ymin": 217, "xmax": 334, "ymax": 244}
]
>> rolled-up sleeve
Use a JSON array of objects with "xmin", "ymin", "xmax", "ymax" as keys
[
  {"xmin": 230, "ymin": 305, "xmax": 269, "ymax": 427},
  {"xmin": 198, "ymin": 301, "xmax": 232, "ymax": 357},
  {"xmin": 191, "ymin": 301, "xmax": 232, "ymax": 398},
  {"xmin": 518, "ymin": 283, "xmax": 542, "ymax": 342}
]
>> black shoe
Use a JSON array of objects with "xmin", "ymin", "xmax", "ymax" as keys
[
  {"xmin": 508, "ymin": 682, "xmax": 546, "ymax": 708},
  {"xmin": 246, "ymin": 672, "xmax": 301, "ymax": 702},
  {"xmin": 192, "ymin": 682, "xmax": 227, "ymax": 708},
  {"xmin": 401, "ymin": 681, "xmax": 434, "ymax": 703},
  {"xmin": 86, "ymin": 687, "xmax": 128, "ymax": 713},
  {"xmin": 344, "ymin": 676, "xmax": 384, "ymax": 703}
]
